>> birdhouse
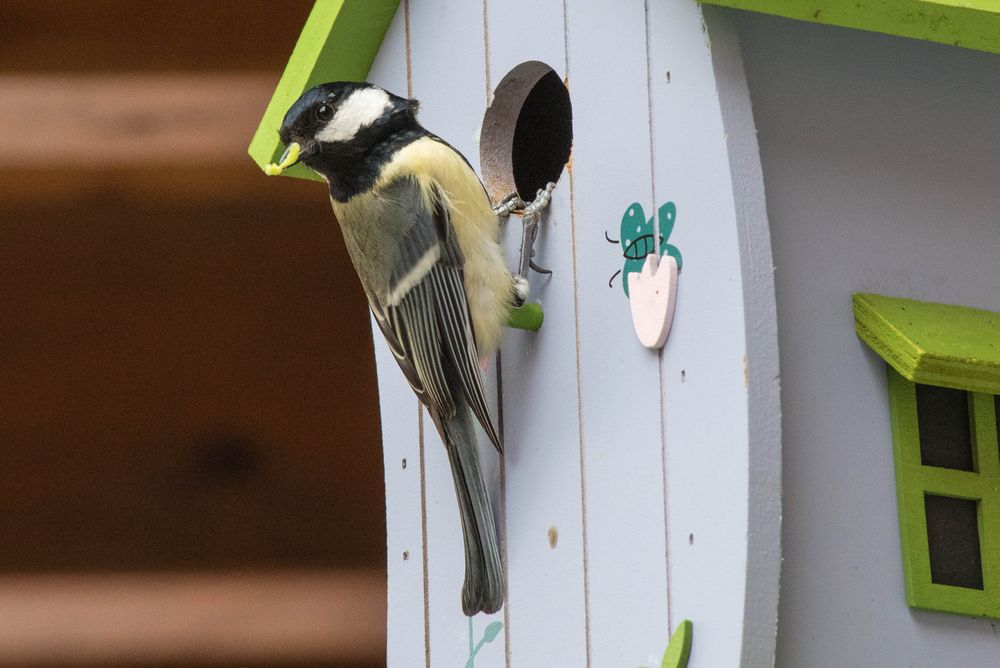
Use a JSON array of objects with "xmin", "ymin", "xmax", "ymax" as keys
[{"xmin": 250, "ymin": 1, "xmax": 1000, "ymax": 665}]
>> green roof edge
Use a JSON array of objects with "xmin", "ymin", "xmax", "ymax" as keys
[
  {"xmin": 854, "ymin": 292, "xmax": 1000, "ymax": 395},
  {"xmin": 248, "ymin": 0, "xmax": 401, "ymax": 181},
  {"xmin": 700, "ymin": 0, "xmax": 1000, "ymax": 56}
]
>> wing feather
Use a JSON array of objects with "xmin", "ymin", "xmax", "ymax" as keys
[
  {"xmin": 369, "ymin": 177, "xmax": 502, "ymax": 452},
  {"xmin": 428, "ymin": 266, "xmax": 502, "ymax": 452},
  {"xmin": 369, "ymin": 297, "xmax": 426, "ymax": 400},
  {"xmin": 392, "ymin": 282, "xmax": 454, "ymax": 416}
]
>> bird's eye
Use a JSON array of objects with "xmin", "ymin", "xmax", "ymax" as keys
[{"xmin": 315, "ymin": 103, "xmax": 334, "ymax": 122}]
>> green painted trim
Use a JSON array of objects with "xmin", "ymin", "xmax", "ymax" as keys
[
  {"xmin": 700, "ymin": 0, "xmax": 1000, "ymax": 55},
  {"xmin": 887, "ymin": 369, "xmax": 1000, "ymax": 619},
  {"xmin": 854, "ymin": 293, "xmax": 1000, "ymax": 395},
  {"xmin": 247, "ymin": 0, "xmax": 400, "ymax": 181},
  {"xmin": 660, "ymin": 619, "xmax": 693, "ymax": 668},
  {"xmin": 507, "ymin": 303, "xmax": 544, "ymax": 331}
]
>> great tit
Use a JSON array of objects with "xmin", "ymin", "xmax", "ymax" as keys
[{"xmin": 269, "ymin": 82, "xmax": 514, "ymax": 616}]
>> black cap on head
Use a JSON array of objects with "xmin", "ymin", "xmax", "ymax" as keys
[{"xmin": 278, "ymin": 82, "xmax": 417, "ymax": 147}]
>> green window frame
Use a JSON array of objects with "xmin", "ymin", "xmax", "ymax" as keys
[
  {"xmin": 887, "ymin": 371, "xmax": 1000, "ymax": 617},
  {"xmin": 855, "ymin": 293, "xmax": 1000, "ymax": 619}
]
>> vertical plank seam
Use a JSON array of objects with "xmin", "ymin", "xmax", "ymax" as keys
[
  {"xmin": 642, "ymin": 0, "xmax": 673, "ymax": 634},
  {"xmin": 480, "ymin": 3, "xmax": 513, "ymax": 662},
  {"xmin": 483, "ymin": 0, "xmax": 493, "ymax": 105},
  {"xmin": 403, "ymin": 4, "xmax": 430, "ymax": 666},
  {"xmin": 497, "ymin": 351, "xmax": 512, "ymax": 668},
  {"xmin": 419, "ymin": 406, "xmax": 431, "ymax": 668},
  {"xmin": 403, "ymin": 0, "xmax": 413, "ymax": 100},
  {"xmin": 562, "ymin": 1, "xmax": 592, "ymax": 665}
]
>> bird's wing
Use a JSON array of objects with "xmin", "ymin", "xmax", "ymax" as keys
[
  {"xmin": 369, "ymin": 287, "xmax": 450, "ymax": 412},
  {"xmin": 374, "ymin": 177, "xmax": 502, "ymax": 453}
]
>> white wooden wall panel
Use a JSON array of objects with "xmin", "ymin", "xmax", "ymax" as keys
[
  {"xmin": 370, "ymin": 2, "xmax": 782, "ymax": 666},
  {"xmin": 563, "ymin": 1, "xmax": 670, "ymax": 665},
  {"xmin": 364, "ymin": 9, "xmax": 427, "ymax": 668},
  {"xmin": 406, "ymin": 2, "xmax": 505, "ymax": 666},
  {"xmin": 648, "ymin": 3, "xmax": 781, "ymax": 665},
  {"xmin": 485, "ymin": 2, "xmax": 589, "ymax": 666}
]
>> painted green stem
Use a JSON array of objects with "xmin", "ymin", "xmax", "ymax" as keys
[{"xmin": 464, "ymin": 619, "xmax": 503, "ymax": 668}]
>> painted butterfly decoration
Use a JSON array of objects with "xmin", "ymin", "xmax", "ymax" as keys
[{"xmin": 607, "ymin": 201, "xmax": 683, "ymax": 297}]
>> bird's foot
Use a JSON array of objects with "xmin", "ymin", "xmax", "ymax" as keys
[
  {"xmin": 523, "ymin": 182, "xmax": 556, "ymax": 220},
  {"xmin": 493, "ymin": 192, "xmax": 524, "ymax": 218},
  {"xmin": 514, "ymin": 182, "xmax": 557, "ymax": 283}
]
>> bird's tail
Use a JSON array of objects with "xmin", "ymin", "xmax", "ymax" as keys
[{"xmin": 438, "ymin": 404, "xmax": 504, "ymax": 616}]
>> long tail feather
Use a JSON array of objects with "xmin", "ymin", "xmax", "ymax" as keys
[{"xmin": 438, "ymin": 405, "xmax": 504, "ymax": 615}]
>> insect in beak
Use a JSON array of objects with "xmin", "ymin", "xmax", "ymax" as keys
[{"xmin": 265, "ymin": 142, "xmax": 301, "ymax": 175}]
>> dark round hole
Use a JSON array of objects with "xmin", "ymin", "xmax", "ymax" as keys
[
  {"xmin": 479, "ymin": 61, "xmax": 573, "ymax": 203},
  {"xmin": 511, "ymin": 70, "xmax": 573, "ymax": 200}
]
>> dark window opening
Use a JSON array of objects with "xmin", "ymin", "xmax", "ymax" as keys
[
  {"xmin": 916, "ymin": 383, "xmax": 974, "ymax": 471},
  {"xmin": 925, "ymin": 494, "xmax": 983, "ymax": 589}
]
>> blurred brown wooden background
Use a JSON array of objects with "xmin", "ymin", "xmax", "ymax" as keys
[{"xmin": 0, "ymin": 2, "xmax": 386, "ymax": 665}]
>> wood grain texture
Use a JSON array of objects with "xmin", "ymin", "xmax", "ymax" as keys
[
  {"xmin": 0, "ymin": 166, "xmax": 383, "ymax": 573},
  {"xmin": 0, "ymin": 75, "xmax": 276, "ymax": 166},
  {"xmin": 0, "ymin": 570, "xmax": 384, "ymax": 664},
  {"xmin": 0, "ymin": 0, "xmax": 313, "ymax": 73},
  {"xmin": 1, "ymin": 1, "xmax": 390, "ymax": 663}
]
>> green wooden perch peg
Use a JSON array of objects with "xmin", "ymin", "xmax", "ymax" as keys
[{"xmin": 507, "ymin": 302, "xmax": 544, "ymax": 331}]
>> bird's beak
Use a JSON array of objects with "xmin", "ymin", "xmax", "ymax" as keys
[{"xmin": 264, "ymin": 142, "xmax": 302, "ymax": 176}]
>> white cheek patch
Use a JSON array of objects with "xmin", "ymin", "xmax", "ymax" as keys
[{"xmin": 317, "ymin": 87, "xmax": 392, "ymax": 143}]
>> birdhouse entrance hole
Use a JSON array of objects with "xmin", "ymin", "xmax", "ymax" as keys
[{"xmin": 480, "ymin": 61, "xmax": 573, "ymax": 202}]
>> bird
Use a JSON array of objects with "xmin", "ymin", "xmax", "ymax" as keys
[{"xmin": 267, "ymin": 81, "xmax": 517, "ymax": 615}]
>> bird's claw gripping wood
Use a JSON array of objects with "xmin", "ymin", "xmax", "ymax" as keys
[
  {"xmin": 495, "ymin": 183, "xmax": 554, "ymax": 333},
  {"xmin": 518, "ymin": 182, "xmax": 556, "ymax": 279},
  {"xmin": 492, "ymin": 192, "xmax": 524, "ymax": 218},
  {"xmin": 493, "ymin": 182, "xmax": 557, "ymax": 285}
]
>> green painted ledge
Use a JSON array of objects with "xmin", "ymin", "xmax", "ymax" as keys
[
  {"xmin": 854, "ymin": 293, "xmax": 1000, "ymax": 394},
  {"xmin": 248, "ymin": 0, "xmax": 400, "ymax": 181},
  {"xmin": 700, "ymin": 0, "xmax": 1000, "ymax": 55}
]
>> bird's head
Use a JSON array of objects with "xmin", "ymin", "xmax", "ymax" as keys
[{"xmin": 266, "ymin": 82, "xmax": 420, "ymax": 185}]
